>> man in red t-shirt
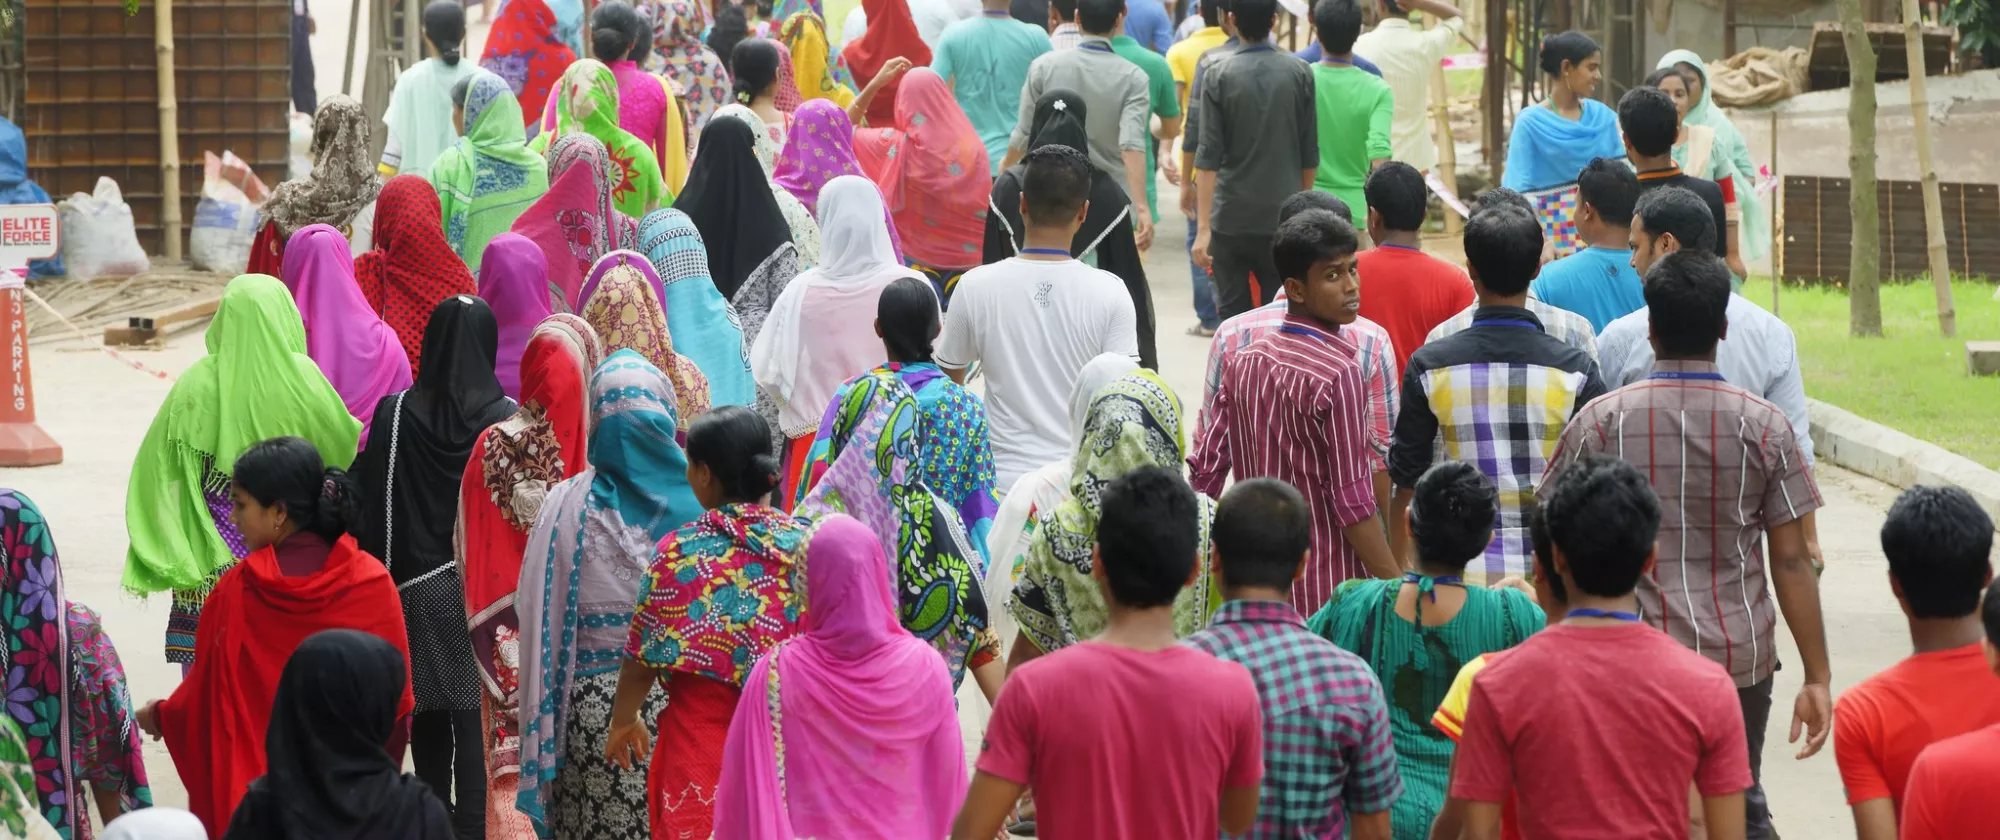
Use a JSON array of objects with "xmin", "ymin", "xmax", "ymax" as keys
[
  {"xmin": 1445, "ymin": 454, "xmax": 1751, "ymax": 840},
  {"xmin": 1355, "ymin": 161, "xmax": 1474, "ymax": 378},
  {"xmin": 1834, "ymin": 486, "xmax": 2000, "ymax": 839},
  {"xmin": 1900, "ymin": 578, "xmax": 2000, "ymax": 839},
  {"xmin": 950, "ymin": 467, "xmax": 1264, "ymax": 840}
]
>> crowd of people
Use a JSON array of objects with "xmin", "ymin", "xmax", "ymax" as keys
[{"xmin": 0, "ymin": 0, "xmax": 1995, "ymax": 839}]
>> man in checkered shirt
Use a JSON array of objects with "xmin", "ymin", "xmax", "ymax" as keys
[{"xmin": 1186, "ymin": 478, "xmax": 1402, "ymax": 839}]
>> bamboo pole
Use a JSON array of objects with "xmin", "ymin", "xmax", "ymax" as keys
[
  {"xmin": 1900, "ymin": 0, "xmax": 1954, "ymax": 336},
  {"xmin": 1769, "ymin": 108, "xmax": 1780, "ymax": 316},
  {"xmin": 344, "ymin": 0, "xmax": 364, "ymax": 95},
  {"xmin": 1427, "ymin": 14, "xmax": 1461, "ymax": 234},
  {"xmin": 155, "ymin": 0, "xmax": 182, "ymax": 261}
]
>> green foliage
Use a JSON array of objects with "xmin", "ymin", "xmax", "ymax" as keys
[{"xmin": 1943, "ymin": 0, "xmax": 2000, "ymax": 66}]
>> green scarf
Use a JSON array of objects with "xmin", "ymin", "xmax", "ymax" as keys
[
  {"xmin": 433, "ymin": 71, "xmax": 551, "ymax": 272},
  {"xmin": 1659, "ymin": 49, "xmax": 1769, "ymax": 264},
  {"xmin": 528, "ymin": 59, "xmax": 668, "ymax": 219},
  {"xmin": 123, "ymin": 274, "xmax": 362, "ymax": 595}
]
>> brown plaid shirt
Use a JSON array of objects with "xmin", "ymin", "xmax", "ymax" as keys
[{"xmin": 1540, "ymin": 360, "xmax": 1822, "ymax": 687}]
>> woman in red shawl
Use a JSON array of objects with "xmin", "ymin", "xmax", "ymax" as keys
[
  {"xmin": 354, "ymin": 176, "xmax": 478, "ymax": 378},
  {"xmin": 840, "ymin": 0, "xmax": 929, "ymax": 126},
  {"xmin": 455, "ymin": 314, "xmax": 600, "ymax": 840},
  {"xmin": 137, "ymin": 436, "xmax": 414, "ymax": 839},
  {"xmin": 478, "ymin": 0, "xmax": 578, "ymax": 126},
  {"xmin": 852, "ymin": 67, "xmax": 991, "ymax": 296}
]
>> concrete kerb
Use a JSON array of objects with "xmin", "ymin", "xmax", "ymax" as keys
[{"xmin": 1807, "ymin": 398, "xmax": 2000, "ymax": 522}]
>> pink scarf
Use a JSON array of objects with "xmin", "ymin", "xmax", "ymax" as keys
[
  {"xmin": 712, "ymin": 514, "xmax": 965, "ymax": 840},
  {"xmin": 282, "ymin": 224, "xmax": 413, "ymax": 447},
  {"xmin": 852, "ymin": 68, "xmax": 990, "ymax": 269}
]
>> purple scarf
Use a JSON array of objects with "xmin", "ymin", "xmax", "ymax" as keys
[
  {"xmin": 478, "ymin": 232, "xmax": 555, "ymax": 400},
  {"xmin": 773, "ymin": 99, "xmax": 904, "ymax": 259},
  {"xmin": 282, "ymin": 224, "xmax": 412, "ymax": 446}
]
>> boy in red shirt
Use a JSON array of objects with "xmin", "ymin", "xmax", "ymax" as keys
[
  {"xmin": 1445, "ymin": 454, "xmax": 1750, "ymax": 840},
  {"xmin": 1354, "ymin": 161, "xmax": 1473, "ymax": 377},
  {"xmin": 1900, "ymin": 578, "xmax": 2000, "ymax": 839},
  {"xmin": 951, "ymin": 466, "xmax": 1264, "ymax": 840},
  {"xmin": 1834, "ymin": 485, "xmax": 2000, "ymax": 839}
]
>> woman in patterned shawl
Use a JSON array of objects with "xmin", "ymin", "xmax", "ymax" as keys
[
  {"xmin": 353, "ymin": 176, "xmax": 480, "ymax": 378},
  {"xmin": 456, "ymin": 314, "xmax": 599, "ymax": 840},
  {"xmin": 604, "ymin": 406, "xmax": 810, "ymax": 840},
  {"xmin": 509, "ymin": 134, "xmax": 640, "ymax": 311},
  {"xmin": 779, "ymin": 11, "xmax": 855, "ymax": 108},
  {"xmin": 1008, "ymin": 370, "xmax": 1220, "ymax": 659},
  {"xmin": 794, "ymin": 370, "xmax": 988, "ymax": 690},
  {"xmin": 514, "ymin": 351, "xmax": 703, "ymax": 838},
  {"xmin": 852, "ymin": 67, "xmax": 990, "ymax": 298},
  {"xmin": 772, "ymin": 99, "xmax": 902, "ymax": 258},
  {"xmin": 579, "ymin": 254, "xmax": 713, "ymax": 432},
  {"xmin": 712, "ymin": 104, "xmax": 822, "ymax": 267},
  {"xmin": 2, "ymin": 490, "xmax": 152, "ymax": 839},
  {"xmin": 477, "ymin": 0, "xmax": 577, "ymax": 126},
  {"xmin": 637, "ymin": 209, "xmax": 756, "ymax": 408},
  {"xmin": 529, "ymin": 60, "xmax": 669, "ymax": 219},
  {"xmin": 432, "ymin": 71, "xmax": 549, "ymax": 274},
  {"xmin": 639, "ymin": 0, "xmax": 733, "ymax": 136},
  {"xmin": 250, "ymin": 95, "xmax": 380, "ymax": 276}
]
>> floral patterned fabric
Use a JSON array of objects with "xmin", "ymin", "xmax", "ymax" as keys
[
  {"xmin": 1, "ymin": 489, "xmax": 71, "ymax": 838},
  {"xmin": 0, "ymin": 716, "xmax": 52, "ymax": 839},
  {"xmin": 625, "ymin": 504, "xmax": 810, "ymax": 685},
  {"xmin": 64, "ymin": 604, "xmax": 151, "ymax": 840},
  {"xmin": 640, "ymin": 0, "xmax": 734, "ymax": 136},
  {"xmin": 579, "ymin": 258, "xmax": 713, "ymax": 431}
]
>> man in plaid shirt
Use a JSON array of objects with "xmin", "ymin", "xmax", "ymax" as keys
[{"xmin": 1186, "ymin": 478, "xmax": 1401, "ymax": 839}]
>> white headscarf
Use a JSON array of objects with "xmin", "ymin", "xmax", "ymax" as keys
[
  {"xmin": 1068, "ymin": 353, "xmax": 1142, "ymax": 438},
  {"xmin": 101, "ymin": 809, "xmax": 208, "ymax": 840}
]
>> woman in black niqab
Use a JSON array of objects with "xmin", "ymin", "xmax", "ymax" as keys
[
  {"xmin": 673, "ymin": 116, "xmax": 794, "ymax": 300},
  {"xmin": 222, "ymin": 629, "xmax": 452, "ymax": 840}
]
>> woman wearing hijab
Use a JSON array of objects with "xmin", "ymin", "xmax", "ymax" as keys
[
  {"xmin": 713, "ymin": 104, "xmax": 823, "ymax": 266},
  {"xmin": 795, "ymin": 371, "xmax": 988, "ymax": 690},
  {"xmin": 514, "ymin": 351, "xmax": 704, "ymax": 839},
  {"xmin": 772, "ymin": 99, "xmax": 903, "ymax": 257},
  {"xmin": 779, "ymin": 10, "xmax": 857, "ymax": 108},
  {"xmin": 986, "ymin": 89, "xmax": 1155, "ymax": 368},
  {"xmin": 602, "ymin": 406, "xmax": 809, "ymax": 840},
  {"xmin": 478, "ymin": 0, "xmax": 578, "ymax": 124},
  {"xmin": 351, "ymin": 296, "xmax": 518, "ymax": 839},
  {"xmin": 1658, "ymin": 49, "xmax": 1768, "ymax": 268},
  {"xmin": 641, "ymin": 0, "xmax": 733, "ymax": 135},
  {"xmin": 1501, "ymin": 31, "xmax": 1624, "ymax": 259},
  {"xmin": 853, "ymin": 67, "xmax": 990, "ymax": 300},
  {"xmin": 673, "ymin": 116, "xmax": 801, "ymax": 314},
  {"xmin": 752, "ymin": 176, "xmax": 915, "ymax": 508},
  {"xmin": 354, "ymin": 176, "xmax": 479, "ymax": 378},
  {"xmin": 531, "ymin": 60, "xmax": 670, "ymax": 218},
  {"xmin": 1008, "ymin": 370, "xmax": 1219, "ymax": 659},
  {"xmin": 579, "ymin": 254, "xmax": 713, "ymax": 429},
  {"xmin": 2, "ymin": 490, "xmax": 153, "ymax": 840},
  {"xmin": 510, "ymin": 134, "xmax": 640, "ymax": 311},
  {"xmin": 382, "ymin": 2, "xmax": 482, "ymax": 178},
  {"xmin": 710, "ymin": 514, "xmax": 964, "ymax": 839},
  {"xmin": 637, "ymin": 209, "xmax": 756, "ymax": 407},
  {"xmin": 137, "ymin": 436, "xmax": 412, "ymax": 838},
  {"xmin": 220, "ymin": 630, "xmax": 452, "ymax": 840},
  {"xmin": 432, "ymin": 71, "xmax": 550, "ymax": 273},
  {"xmin": 282, "ymin": 224, "xmax": 413, "ymax": 446},
  {"xmin": 251, "ymin": 96, "xmax": 380, "ymax": 276},
  {"xmin": 477, "ymin": 233, "xmax": 556, "ymax": 400},
  {"xmin": 840, "ymin": 0, "xmax": 930, "ymax": 125},
  {"xmin": 772, "ymin": 42, "xmax": 807, "ymax": 113},
  {"xmin": 456, "ymin": 315, "xmax": 600, "ymax": 840},
  {"xmin": 123, "ymin": 275, "xmax": 363, "ymax": 665}
]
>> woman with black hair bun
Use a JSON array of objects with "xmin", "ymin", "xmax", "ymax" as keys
[
  {"xmin": 381, "ymin": 0, "xmax": 483, "ymax": 177},
  {"xmin": 1499, "ymin": 29, "xmax": 1625, "ymax": 261},
  {"xmin": 591, "ymin": 0, "xmax": 693, "ymax": 188}
]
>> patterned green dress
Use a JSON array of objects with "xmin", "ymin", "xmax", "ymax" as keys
[{"xmin": 1308, "ymin": 578, "xmax": 1544, "ymax": 840}]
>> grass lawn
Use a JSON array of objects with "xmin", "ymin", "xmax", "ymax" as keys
[{"xmin": 1741, "ymin": 276, "xmax": 2000, "ymax": 469}]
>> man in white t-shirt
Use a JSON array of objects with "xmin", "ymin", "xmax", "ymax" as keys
[{"xmin": 938, "ymin": 144, "xmax": 1140, "ymax": 489}]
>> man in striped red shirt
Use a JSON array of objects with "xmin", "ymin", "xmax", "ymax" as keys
[{"xmin": 1191, "ymin": 209, "xmax": 1398, "ymax": 616}]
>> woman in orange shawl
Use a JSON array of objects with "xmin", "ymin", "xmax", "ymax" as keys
[
  {"xmin": 354, "ymin": 175, "xmax": 479, "ymax": 378},
  {"xmin": 839, "ymin": 0, "xmax": 929, "ymax": 126},
  {"xmin": 852, "ymin": 67, "xmax": 991, "ymax": 293}
]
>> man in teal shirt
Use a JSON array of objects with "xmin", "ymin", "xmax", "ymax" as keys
[
  {"xmin": 1109, "ymin": 27, "xmax": 1183, "ymax": 223},
  {"xmin": 1531, "ymin": 157, "xmax": 1646, "ymax": 331},
  {"xmin": 1309, "ymin": 0, "xmax": 1393, "ymax": 215},
  {"xmin": 932, "ymin": 0, "xmax": 1056, "ymax": 171}
]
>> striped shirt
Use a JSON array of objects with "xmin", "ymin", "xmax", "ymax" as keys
[
  {"xmin": 1199, "ymin": 293, "xmax": 1399, "ymax": 472},
  {"xmin": 1539, "ymin": 359, "xmax": 1823, "ymax": 687},
  {"xmin": 1192, "ymin": 313, "xmax": 1378, "ymax": 614},
  {"xmin": 1185, "ymin": 600, "xmax": 1403, "ymax": 839},
  {"xmin": 1050, "ymin": 22, "xmax": 1082, "ymax": 50}
]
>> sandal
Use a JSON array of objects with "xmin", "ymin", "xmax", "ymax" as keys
[{"xmin": 1186, "ymin": 324, "xmax": 1216, "ymax": 338}]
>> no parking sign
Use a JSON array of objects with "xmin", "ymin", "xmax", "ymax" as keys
[{"xmin": 0, "ymin": 203, "xmax": 62, "ymax": 466}]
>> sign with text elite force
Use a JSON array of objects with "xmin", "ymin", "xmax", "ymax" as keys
[{"xmin": 0, "ymin": 204, "xmax": 61, "ymax": 467}]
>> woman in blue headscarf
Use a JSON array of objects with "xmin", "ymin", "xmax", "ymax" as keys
[
  {"xmin": 1659, "ymin": 48, "xmax": 1768, "ymax": 268},
  {"xmin": 1501, "ymin": 30, "xmax": 1624, "ymax": 261},
  {"xmin": 637, "ymin": 208, "xmax": 757, "ymax": 407}
]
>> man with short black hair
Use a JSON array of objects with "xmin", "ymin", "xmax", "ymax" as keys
[
  {"xmin": 1186, "ymin": 478, "xmax": 1401, "ymax": 840},
  {"xmin": 1541, "ymin": 249, "xmax": 1830, "ymax": 840},
  {"xmin": 1388, "ymin": 205, "xmax": 1604, "ymax": 583},
  {"xmin": 1447, "ymin": 454, "xmax": 1752, "ymax": 840},
  {"xmin": 1356, "ymin": 161, "xmax": 1473, "ymax": 376},
  {"xmin": 1899, "ymin": 578, "xmax": 2000, "ymax": 837},
  {"xmin": 932, "ymin": 0, "xmax": 1054, "ymax": 171},
  {"xmin": 1047, "ymin": 0, "xmax": 1082, "ymax": 46},
  {"xmin": 1309, "ymin": 0, "xmax": 1393, "ymax": 217},
  {"xmin": 1189, "ymin": 0, "xmax": 1318, "ymax": 319},
  {"xmin": 1833, "ymin": 485, "xmax": 2000, "ymax": 840},
  {"xmin": 952, "ymin": 467, "xmax": 1264, "ymax": 839},
  {"xmin": 1627, "ymin": 184, "xmax": 1716, "ymax": 274},
  {"xmin": 1620, "ymin": 86, "xmax": 1734, "ymax": 268},
  {"xmin": 1530, "ymin": 156, "xmax": 1644, "ymax": 331},
  {"xmin": 1425, "ymin": 188, "xmax": 1599, "ymax": 359},
  {"xmin": 1010, "ymin": 0, "xmax": 1155, "ymax": 248}
]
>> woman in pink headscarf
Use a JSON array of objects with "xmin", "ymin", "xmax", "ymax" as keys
[
  {"xmin": 772, "ymin": 99, "xmax": 901, "ymax": 259},
  {"xmin": 852, "ymin": 67, "xmax": 989, "ymax": 293},
  {"xmin": 710, "ymin": 514, "xmax": 965, "ymax": 839},
  {"xmin": 282, "ymin": 224, "xmax": 413, "ymax": 448},
  {"xmin": 508, "ymin": 133, "xmax": 638, "ymax": 312},
  {"xmin": 476, "ymin": 233, "xmax": 554, "ymax": 400}
]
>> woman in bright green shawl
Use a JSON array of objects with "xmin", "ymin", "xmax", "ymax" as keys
[
  {"xmin": 529, "ymin": 59, "xmax": 668, "ymax": 219},
  {"xmin": 1659, "ymin": 49, "xmax": 1769, "ymax": 266},
  {"xmin": 123, "ymin": 274, "xmax": 361, "ymax": 662},
  {"xmin": 432, "ymin": 70, "xmax": 550, "ymax": 273}
]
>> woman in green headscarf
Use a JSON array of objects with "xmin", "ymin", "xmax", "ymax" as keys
[
  {"xmin": 432, "ymin": 70, "xmax": 550, "ymax": 273},
  {"xmin": 1659, "ymin": 49, "xmax": 1769, "ymax": 267},
  {"xmin": 123, "ymin": 274, "xmax": 362, "ymax": 665},
  {"xmin": 530, "ymin": 59, "xmax": 669, "ymax": 219}
]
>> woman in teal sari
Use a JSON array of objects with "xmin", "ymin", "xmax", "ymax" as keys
[
  {"xmin": 637, "ymin": 208, "xmax": 756, "ymax": 407},
  {"xmin": 432, "ymin": 71, "xmax": 549, "ymax": 273},
  {"xmin": 1308, "ymin": 462, "xmax": 1544, "ymax": 840},
  {"xmin": 1659, "ymin": 48, "xmax": 1769, "ymax": 268}
]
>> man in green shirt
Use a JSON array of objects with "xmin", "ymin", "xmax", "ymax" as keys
[
  {"xmin": 1109, "ymin": 30, "xmax": 1183, "ymax": 223},
  {"xmin": 1309, "ymin": 0, "xmax": 1393, "ymax": 215}
]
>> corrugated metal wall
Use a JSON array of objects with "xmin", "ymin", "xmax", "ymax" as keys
[{"xmin": 1782, "ymin": 176, "xmax": 2000, "ymax": 282}]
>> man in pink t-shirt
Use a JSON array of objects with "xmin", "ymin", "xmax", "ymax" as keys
[
  {"xmin": 951, "ymin": 467, "xmax": 1264, "ymax": 840},
  {"xmin": 1446, "ymin": 454, "xmax": 1752, "ymax": 840}
]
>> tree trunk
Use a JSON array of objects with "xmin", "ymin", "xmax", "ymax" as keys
[
  {"xmin": 1903, "ymin": 0, "xmax": 1956, "ymax": 335},
  {"xmin": 1839, "ymin": 0, "xmax": 1883, "ymax": 337}
]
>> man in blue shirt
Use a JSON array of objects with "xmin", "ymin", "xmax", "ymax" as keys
[
  {"xmin": 1529, "ymin": 156, "xmax": 1644, "ymax": 332},
  {"xmin": 1125, "ymin": 0, "xmax": 1176, "ymax": 52},
  {"xmin": 934, "ymin": 0, "xmax": 1056, "ymax": 170}
]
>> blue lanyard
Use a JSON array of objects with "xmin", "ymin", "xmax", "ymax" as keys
[
  {"xmin": 1277, "ymin": 323, "xmax": 1338, "ymax": 343},
  {"xmin": 1647, "ymin": 370, "xmax": 1727, "ymax": 382},
  {"xmin": 1403, "ymin": 572, "xmax": 1463, "ymax": 603},
  {"xmin": 1377, "ymin": 242, "xmax": 1422, "ymax": 252},
  {"xmin": 1566, "ymin": 607, "xmax": 1641, "ymax": 622},
  {"xmin": 1020, "ymin": 247, "xmax": 1071, "ymax": 257},
  {"xmin": 982, "ymin": 9, "xmax": 1010, "ymax": 15},
  {"xmin": 1079, "ymin": 41, "xmax": 1115, "ymax": 53},
  {"xmin": 1472, "ymin": 318, "xmax": 1541, "ymax": 330}
]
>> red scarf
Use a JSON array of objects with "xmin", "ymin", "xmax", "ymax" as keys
[
  {"xmin": 841, "ymin": 0, "xmax": 930, "ymax": 126},
  {"xmin": 156, "ymin": 534, "xmax": 414, "ymax": 838},
  {"xmin": 479, "ymin": 0, "xmax": 578, "ymax": 125},
  {"xmin": 355, "ymin": 176, "xmax": 478, "ymax": 378}
]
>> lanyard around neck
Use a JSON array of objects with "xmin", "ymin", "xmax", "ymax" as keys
[
  {"xmin": 1403, "ymin": 572, "xmax": 1464, "ymax": 603},
  {"xmin": 1019, "ymin": 247, "xmax": 1071, "ymax": 257},
  {"xmin": 1647, "ymin": 370, "xmax": 1726, "ymax": 382},
  {"xmin": 1566, "ymin": 607, "xmax": 1640, "ymax": 622}
]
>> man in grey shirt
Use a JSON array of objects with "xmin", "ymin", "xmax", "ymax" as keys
[
  {"xmin": 1188, "ymin": 0, "xmax": 1316, "ymax": 319},
  {"xmin": 1008, "ymin": 0, "xmax": 1155, "ymax": 248}
]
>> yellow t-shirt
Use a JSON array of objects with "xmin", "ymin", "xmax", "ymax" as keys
[
  {"xmin": 1431, "ymin": 652, "xmax": 1497, "ymax": 742},
  {"xmin": 1165, "ymin": 26, "xmax": 1230, "ymax": 114}
]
